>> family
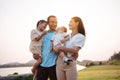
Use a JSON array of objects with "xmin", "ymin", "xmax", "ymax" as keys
[{"xmin": 29, "ymin": 15, "xmax": 86, "ymax": 80}]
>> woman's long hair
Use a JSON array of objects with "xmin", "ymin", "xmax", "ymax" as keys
[{"xmin": 72, "ymin": 17, "xmax": 86, "ymax": 36}]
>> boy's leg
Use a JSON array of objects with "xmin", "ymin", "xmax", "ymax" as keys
[
  {"xmin": 31, "ymin": 57, "xmax": 42, "ymax": 74},
  {"xmin": 33, "ymin": 70, "xmax": 37, "ymax": 80}
]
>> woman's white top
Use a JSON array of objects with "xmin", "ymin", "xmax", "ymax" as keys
[{"xmin": 65, "ymin": 33, "xmax": 85, "ymax": 57}]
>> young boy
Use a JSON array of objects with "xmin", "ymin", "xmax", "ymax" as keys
[{"xmin": 29, "ymin": 20, "xmax": 47, "ymax": 80}]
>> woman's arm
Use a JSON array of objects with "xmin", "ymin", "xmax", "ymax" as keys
[{"xmin": 55, "ymin": 45, "xmax": 81, "ymax": 54}]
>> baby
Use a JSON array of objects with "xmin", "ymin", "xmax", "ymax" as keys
[
  {"xmin": 29, "ymin": 20, "xmax": 47, "ymax": 80},
  {"xmin": 51, "ymin": 26, "xmax": 73, "ymax": 65}
]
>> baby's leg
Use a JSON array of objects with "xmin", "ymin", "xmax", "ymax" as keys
[{"xmin": 59, "ymin": 51, "xmax": 73, "ymax": 65}]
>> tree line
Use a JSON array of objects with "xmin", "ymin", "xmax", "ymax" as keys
[{"xmin": 109, "ymin": 51, "xmax": 120, "ymax": 61}]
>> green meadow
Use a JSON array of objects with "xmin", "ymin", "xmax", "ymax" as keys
[{"xmin": 78, "ymin": 65, "xmax": 120, "ymax": 80}]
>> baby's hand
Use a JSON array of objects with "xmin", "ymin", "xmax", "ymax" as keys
[{"xmin": 60, "ymin": 39, "xmax": 66, "ymax": 44}]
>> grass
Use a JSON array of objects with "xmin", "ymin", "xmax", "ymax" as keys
[
  {"xmin": 11, "ymin": 65, "xmax": 120, "ymax": 80},
  {"xmin": 13, "ymin": 75, "xmax": 33, "ymax": 80},
  {"xmin": 78, "ymin": 65, "xmax": 120, "ymax": 80}
]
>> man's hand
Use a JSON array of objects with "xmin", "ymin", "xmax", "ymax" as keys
[{"xmin": 33, "ymin": 54, "xmax": 40, "ymax": 60}]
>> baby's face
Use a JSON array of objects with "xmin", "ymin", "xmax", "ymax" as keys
[{"xmin": 57, "ymin": 27, "xmax": 64, "ymax": 33}]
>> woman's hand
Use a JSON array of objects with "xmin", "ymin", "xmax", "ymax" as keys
[{"xmin": 72, "ymin": 53, "xmax": 79, "ymax": 60}]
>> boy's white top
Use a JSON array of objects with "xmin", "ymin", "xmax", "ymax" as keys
[
  {"xmin": 30, "ymin": 29, "xmax": 43, "ymax": 44},
  {"xmin": 65, "ymin": 33, "xmax": 85, "ymax": 57},
  {"xmin": 51, "ymin": 32, "xmax": 67, "ymax": 46},
  {"xmin": 29, "ymin": 29, "xmax": 43, "ymax": 54}
]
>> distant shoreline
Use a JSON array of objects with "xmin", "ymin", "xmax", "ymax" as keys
[
  {"xmin": 0, "ymin": 67, "xmax": 32, "ymax": 77},
  {"xmin": 0, "ymin": 65, "xmax": 32, "ymax": 68}
]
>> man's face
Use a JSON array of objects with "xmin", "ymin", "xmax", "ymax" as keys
[{"xmin": 48, "ymin": 17, "xmax": 57, "ymax": 30}]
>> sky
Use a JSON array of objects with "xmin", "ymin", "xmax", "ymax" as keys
[{"xmin": 0, "ymin": 0, "xmax": 120, "ymax": 64}]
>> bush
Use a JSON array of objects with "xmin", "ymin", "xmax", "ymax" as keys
[
  {"xmin": 109, "ymin": 60, "xmax": 120, "ymax": 65},
  {"xmin": 13, "ymin": 72, "xmax": 18, "ymax": 75}
]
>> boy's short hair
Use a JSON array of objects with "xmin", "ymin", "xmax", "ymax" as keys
[{"xmin": 36, "ymin": 20, "xmax": 47, "ymax": 28}]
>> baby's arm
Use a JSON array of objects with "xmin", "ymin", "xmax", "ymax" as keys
[
  {"xmin": 50, "ymin": 40, "xmax": 54, "ymax": 51},
  {"xmin": 61, "ymin": 35, "xmax": 70, "ymax": 44}
]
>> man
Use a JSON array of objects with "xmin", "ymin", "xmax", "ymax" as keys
[{"xmin": 36, "ymin": 15, "xmax": 58, "ymax": 80}]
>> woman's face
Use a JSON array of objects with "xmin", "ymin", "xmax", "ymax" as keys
[{"xmin": 69, "ymin": 19, "xmax": 78, "ymax": 30}]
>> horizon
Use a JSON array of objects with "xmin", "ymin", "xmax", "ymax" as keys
[{"xmin": 0, "ymin": 0, "xmax": 120, "ymax": 64}]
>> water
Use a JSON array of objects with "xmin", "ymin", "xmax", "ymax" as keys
[
  {"xmin": 0, "ymin": 67, "xmax": 32, "ymax": 77},
  {"xmin": 0, "ymin": 65, "xmax": 86, "ymax": 77}
]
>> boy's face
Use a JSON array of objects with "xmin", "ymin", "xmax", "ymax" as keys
[{"xmin": 38, "ymin": 22, "xmax": 47, "ymax": 31}]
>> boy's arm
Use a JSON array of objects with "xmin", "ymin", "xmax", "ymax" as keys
[{"xmin": 35, "ymin": 31, "xmax": 47, "ymax": 41}]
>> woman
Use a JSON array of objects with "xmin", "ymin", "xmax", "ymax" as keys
[{"xmin": 55, "ymin": 16, "xmax": 86, "ymax": 80}]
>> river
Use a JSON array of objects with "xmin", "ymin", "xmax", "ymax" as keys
[{"xmin": 0, "ymin": 66, "xmax": 32, "ymax": 77}]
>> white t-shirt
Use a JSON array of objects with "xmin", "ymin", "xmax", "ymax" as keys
[
  {"xmin": 65, "ymin": 33, "xmax": 85, "ymax": 57},
  {"xmin": 51, "ymin": 32, "xmax": 67, "ymax": 46},
  {"xmin": 29, "ymin": 29, "xmax": 43, "ymax": 54}
]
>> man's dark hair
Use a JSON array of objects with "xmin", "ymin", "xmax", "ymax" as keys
[{"xmin": 47, "ymin": 15, "xmax": 57, "ymax": 23}]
